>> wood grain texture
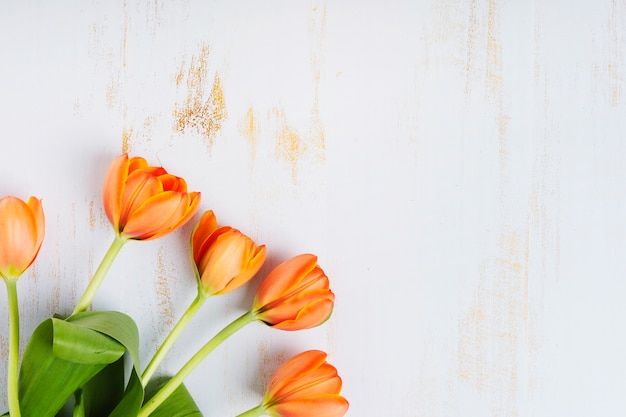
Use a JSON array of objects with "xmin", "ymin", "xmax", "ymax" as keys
[{"xmin": 1, "ymin": 1, "xmax": 626, "ymax": 416}]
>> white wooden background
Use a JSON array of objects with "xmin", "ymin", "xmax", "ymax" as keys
[{"xmin": 1, "ymin": 1, "xmax": 626, "ymax": 416}]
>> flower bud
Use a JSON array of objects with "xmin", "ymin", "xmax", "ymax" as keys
[
  {"xmin": 192, "ymin": 210, "xmax": 266, "ymax": 296},
  {"xmin": 103, "ymin": 153, "xmax": 200, "ymax": 240},
  {"xmin": 0, "ymin": 196, "xmax": 45, "ymax": 281},
  {"xmin": 252, "ymin": 254, "xmax": 334, "ymax": 331},
  {"xmin": 261, "ymin": 350, "xmax": 349, "ymax": 417}
]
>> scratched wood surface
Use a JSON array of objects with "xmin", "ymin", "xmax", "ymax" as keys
[{"xmin": 1, "ymin": 1, "xmax": 626, "ymax": 416}]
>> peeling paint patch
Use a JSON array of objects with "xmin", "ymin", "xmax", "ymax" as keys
[
  {"xmin": 273, "ymin": 108, "xmax": 306, "ymax": 184},
  {"xmin": 482, "ymin": 0, "xmax": 510, "ymax": 173},
  {"xmin": 458, "ymin": 230, "xmax": 528, "ymax": 417},
  {"xmin": 465, "ymin": 0, "xmax": 478, "ymax": 97},
  {"xmin": 87, "ymin": 199, "xmax": 96, "ymax": 231},
  {"xmin": 0, "ymin": 335, "xmax": 7, "ymax": 361},
  {"xmin": 121, "ymin": 126, "xmax": 133, "ymax": 153},
  {"xmin": 173, "ymin": 45, "xmax": 228, "ymax": 150},
  {"xmin": 155, "ymin": 248, "xmax": 175, "ymax": 334},
  {"xmin": 239, "ymin": 107, "xmax": 260, "ymax": 162},
  {"xmin": 308, "ymin": 3, "xmax": 327, "ymax": 161},
  {"xmin": 309, "ymin": 104, "xmax": 326, "ymax": 162}
]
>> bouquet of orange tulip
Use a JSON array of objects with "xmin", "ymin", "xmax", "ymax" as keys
[{"xmin": 0, "ymin": 153, "xmax": 348, "ymax": 417}]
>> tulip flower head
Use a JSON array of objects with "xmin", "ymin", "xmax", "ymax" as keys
[
  {"xmin": 252, "ymin": 254, "xmax": 334, "ymax": 331},
  {"xmin": 192, "ymin": 210, "xmax": 266, "ymax": 297},
  {"xmin": 0, "ymin": 196, "xmax": 45, "ymax": 281},
  {"xmin": 103, "ymin": 153, "xmax": 200, "ymax": 240},
  {"xmin": 261, "ymin": 350, "xmax": 349, "ymax": 417}
]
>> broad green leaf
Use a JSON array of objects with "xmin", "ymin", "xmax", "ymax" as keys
[
  {"xmin": 144, "ymin": 378, "xmax": 203, "ymax": 417},
  {"xmin": 81, "ymin": 357, "xmax": 125, "ymax": 417},
  {"xmin": 19, "ymin": 319, "xmax": 113, "ymax": 417},
  {"xmin": 52, "ymin": 319, "xmax": 125, "ymax": 364},
  {"xmin": 20, "ymin": 312, "xmax": 141, "ymax": 417},
  {"xmin": 66, "ymin": 311, "xmax": 145, "ymax": 416},
  {"xmin": 108, "ymin": 368, "xmax": 144, "ymax": 417},
  {"xmin": 66, "ymin": 311, "xmax": 141, "ymax": 371}
]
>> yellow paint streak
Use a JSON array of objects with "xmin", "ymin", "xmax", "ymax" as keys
[
  {"xmin": 155, "ymin": 249, "xmax": 175, "ymax": 331},
  {"xmin": 121, "ymin": 127, "xmax": 133, "ymax": 153},
  {"xmin": 0, "ymin": 335, "xmax": 7, "ymax": 362},
  {"xmin": 273, "ymin": 108, "xmax": 306, "ymax": 184},
  {"xmin": 173, "ymin": 45, "xmax": 228, "ymax": 150},
  {"xmin": 483, "ymin": 0, "xmax": 510, "ymax": 172},
  {"xmin": 308, "ymin": 3, "xmax": 327, "ymax": 160},
  {"xmin": 485, "ymin": 0, "xmax": 503, "ymax": 101},
  {"xmin": 458, "ymin": 230, "xmax": 528, "ymax": 417},
  {"xmin": 106, "ymin": 75, "xmax": 119, "ymax": 110},
  {"xmin": 239, "ymin": 107, "xmax": 259, "ymax": 161},
  {"xmin": 309, "ymin": 104, "xmax": 326, "ymax": 162},
  {"xmin": 257, "ymin": 340, "xmax": 286, "ymax": 387},
  {"xmin": 88, "ymin": 200, "xmax": 96, "ymax": 231},
  {"xmin": 464, "ymin": 0, "xmax": 478, "ymax": 97}
]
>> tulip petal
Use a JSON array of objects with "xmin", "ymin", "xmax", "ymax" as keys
[
  {"xmin": 274, "ymin": 364, "xmax": 342, "ymax": 402},
  {"xmin": 159, "ymin": 173, "xmax": 188, "ymax": 192},
  {"xmin": 102, "ymin": 154, "xmax": 199, "ymax": 240},
  {"xmin": 255, "ymin": 254, "xmax": 318, "ymax": 305},
  {"xmin": 171, "ymin": 191, "xmax": 201, "ymax": 234},
  {"xmin": 259, "ymin": 289, "xmax": 332, "ymax": 323},
  {"xmin": 26, "ymin": 196, "xmax": 45, "ymax": 258},
  {"xmin": 199, "ymin": 229, "xmax": 248, "ymax": 293},
  {"xmin": 119, "ymin": 170, "xmax": 163, "ymax": 227},
  {"xmin": 266, "ymin": 350, "xmax": 328, "ymax": 399},
  {"xmin": 122, "ymin": 191, "xmax": 189, "ymax": 240},
  {"xmin": 102, "ymin": 154, "xmax": 130, "ymax": 229},
  {"xmin": 271, "ymin": 395, "xmax": 349, "ymax": 417},
  {"xmin": 127, "ymin": 156, "xmax": 149, "ymax": 171},
  {"xmin": 0, "ymin": 197, "xmax": 40, "ymax": 278},
  {"xmin": 192, "ymin": 211, "xmax": 219, "ymax": 266},
  {"xmin": 196, "ymin": 226, "xmax": 233, "ymax": 275},
  {"xmin": 213, "ymin": 242, "xmax": 266, "ymax": 295},
  {"xmin": 270, "ymin": 298, "xmax": 334, "ymax": 331}
]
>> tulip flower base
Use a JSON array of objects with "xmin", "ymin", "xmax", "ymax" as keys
[{"xmin": 0, "ymin": 153, "xmax": 348, "ymax": 417}]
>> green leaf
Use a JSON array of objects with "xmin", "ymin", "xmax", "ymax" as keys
[
  {"xmin": 144, "ymin": 378, "xmax": 203, "ymax": 417},
  {"xmin": 80, "ymin": 357, "xmax": 125, "ymax": 417},
  {"xmin": 66, "ymin": 311, "xmax": 141, "ymax": 371},
  {"xmin": 19, "ymin": 319, "xmax": 114, "ymax": 417},
  {"xmin": 66, "ymin": 311, "xmax": 145, "ymax": 416},
  {"xmin": 107, "ymin": 368, "xmax": 144, "ymax": 417},
  {"xmin": 52, "ymin": 319, "xmax": 125, "ymax": 364},
  {"xmin": 19, "ymin": 311, "xmax": 142, "ymax": 417}
]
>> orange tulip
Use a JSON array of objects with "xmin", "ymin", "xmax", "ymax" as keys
[
  {"xmin": 0, "ymin": 196, "xmax": 45, "ymax": 281},
  {"xmin": 262, "ymin": 350, "xmax": 349, "ymax": 417},
  {"xmin": 103, "ymin": 153, "xmax": 200, "ymax": 240},
  {"xmin": 252, "ymin": 254, "xmax": 334, "ymax": 331},
  {"xmin": 192, "ymin": 210, "xmax": 266, "ymax": 296}
]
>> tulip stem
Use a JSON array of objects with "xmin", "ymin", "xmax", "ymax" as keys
[
  {"xmin": 235, "ymin": 405, "xmax": 267, "ymax": 417},
  {"xmin": 141, "ymin": 292, "xmax": 207, "ymax": 387},
  {"xmin": 71, "ymin": 235, "xmax": 126, "ymax": 316},
  {"xmin": 137, "ymin": 310, "xmax": 255, "ymax": 417},
  {"xmin": 5, "ymin": 279, "xmax": 21, "ymax": 417}
]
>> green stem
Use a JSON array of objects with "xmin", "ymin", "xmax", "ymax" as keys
[
  {"xmin": 235, "ymin": 404, "xmax": 267, "ymax": 417},
  {"xmin": 6, "ymin": 279, "xmax": 21, "ymax": 417},
  {"xmin": 138, "ymin": 311, "xmax": 256, "ymax": 417},
  {"xmin": 72, "ymin": 235, "xmax": 126, "ymax": 316},
  {"xmin": 141, "ymin": 292, "xmax": 207, "ymax": 387}
]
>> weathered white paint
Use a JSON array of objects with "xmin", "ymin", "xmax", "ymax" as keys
[{"xmin": 1, "ymin": 1, "xmax": 626, "ymax": 416}]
